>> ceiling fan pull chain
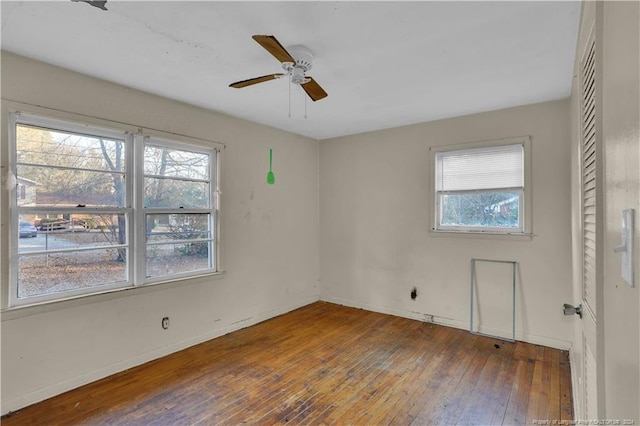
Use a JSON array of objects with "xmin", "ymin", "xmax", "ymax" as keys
[
  {"xmin": 288, "ymin": 75, "xmax": 292, "ymax": 118},
  {"xmin": 304, "ymin": 90, "xmax": 308, "ymax": 119}
]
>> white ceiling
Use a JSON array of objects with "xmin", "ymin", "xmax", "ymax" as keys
[{"xmin": 1, "ymin": 1, "xmax": 581, "ymax": 140}]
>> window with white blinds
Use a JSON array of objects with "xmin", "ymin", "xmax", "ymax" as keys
[
  {"xmin": 432, "ymin": 138, "xmax": 529, "ymax": 233},
  {"xmin": 436, "ymin": 144, "xmax": 524, "ymax": 192}
]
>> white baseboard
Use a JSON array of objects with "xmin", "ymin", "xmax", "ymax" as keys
[
  {"xmin": 320, "ymin": 296, "xmax": 572, "ymax": 350},
  {"xmin": 1, "ymin": 295, "xmax": 320, "ymax": 416},
  {"xmin": 569, "ymin": 345, "xmax": 582, "ymax": 419},
  {"xmin": 321, "ymin": 295, "xmax": 467, "ymax": 328}
]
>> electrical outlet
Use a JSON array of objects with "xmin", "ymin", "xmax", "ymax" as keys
[
  {"xmin": 424, "ymin": 314, "xmax": 434, "ymax": 323},
  {"xmin": 161, "ymin": 317, "xmax": 170, "ymax": 330}
]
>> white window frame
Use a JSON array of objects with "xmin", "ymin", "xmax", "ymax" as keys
[
  {"xmin": 429, "ymin": 136, "xmax": 532, "ymax": 236},
  {"xmin": 136, "ymin": 135, "xmax": 219, "ymax": 286},
  {"xmin": 8, "ymin": 112, "xmax": 222, "ymax": 308}
]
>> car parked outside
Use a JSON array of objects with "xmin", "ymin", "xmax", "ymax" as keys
[{"xmin": 19, "ymin": 221, "xmax": 38, "ymax": 238}]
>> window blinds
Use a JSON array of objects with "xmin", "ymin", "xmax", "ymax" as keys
[{"xmin": 435, "ymin": 143, "xmax": 524, "ymax": 192}]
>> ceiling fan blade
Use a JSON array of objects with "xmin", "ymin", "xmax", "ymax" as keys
[
  {"xmin": 252, "ymin": 35, "xmax": 296, "ymax": 64},
  {"xmin": 229, "ymin": 73, "xmax": 285, "ymax": 88},
  {"xmin": 301, "ymin": 77, "xmax": 328, "ymax": 101}
]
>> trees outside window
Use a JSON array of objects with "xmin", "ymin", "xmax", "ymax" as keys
[{"xmin": 10, "ymin": 113, "xmax": 219, "ymax": 307}]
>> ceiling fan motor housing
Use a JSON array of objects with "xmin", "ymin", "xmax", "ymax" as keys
[{"xmin": 282, "ymin": 45, "xmax": 314, "ymax": 84}]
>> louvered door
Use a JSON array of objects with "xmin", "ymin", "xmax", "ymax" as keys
[
  {"xmin": 582, "ymin": 35, "xmax": 597, "ymax": 317},
  {"xmin": 580, "ymin": 26, "xmax": 603, "ymax": 420}
]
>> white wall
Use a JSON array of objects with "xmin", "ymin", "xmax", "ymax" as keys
[
  {"xmin": 600, "ymin": 0, "xmax": 639, "ymax": 419},
  {"xmin": 320, "ymin": 100, "xmax": 574, "ymax": 349},
  {"xmin": 0, "ymin": 52, "xmax": 320, "ymax": 414}
]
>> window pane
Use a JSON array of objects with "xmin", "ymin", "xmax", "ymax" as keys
[
  {"xmin": 144, "ymin": 177, "xmax": 209, "ymax": 208},
  {"xmin": 18, "ymin": 213, "xmax": 127, "ymax": 253},
  {"xmin": 17, "ymin": 165, "xmax": 125, "ymax": 207},
  {"xmin": 440, "ymin": 192, "xmax": 520, "ymax": 229},
  {"xmin": 146, "ymin": 242, "xmax": 211, "ymax": 278},
  {"xmin": 146, "ymin": 214, "xmax": 211, "ymax": 242},
  {"xmin": 144, "ymin": 145, "xmax": 209, "ymax": 180},
  {"xmin": 16, "ymin": 124, "xmax": 125, "ymax": 172},
  {"xmin": 18, "ymin": 249, "xmax": 128, "ymax": 299}
]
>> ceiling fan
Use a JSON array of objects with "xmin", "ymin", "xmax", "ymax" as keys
[{"xmin": 230, "ymin": 35, "xmax": 328, "ymax": 102}]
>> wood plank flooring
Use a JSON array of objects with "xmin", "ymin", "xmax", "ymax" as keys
[{"xmin": 2, "ymin": 302, "xmax": 573, "ymax": 425}]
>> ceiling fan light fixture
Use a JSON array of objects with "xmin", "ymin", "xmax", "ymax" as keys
[{"xmin": 291, "ymin": 67, "xmax": 310, "ymax": 85}]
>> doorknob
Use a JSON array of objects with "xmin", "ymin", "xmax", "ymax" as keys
[{"xmin": 563, "ymin": 303, "xmax": 582, "ymax": 318}]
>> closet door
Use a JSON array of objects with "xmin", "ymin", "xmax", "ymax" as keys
[{"xmin": 579, "ymin": 21, "xmax": 604, "ymax": 420}]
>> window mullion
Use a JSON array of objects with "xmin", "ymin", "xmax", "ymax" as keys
[
  {"xmin": 19, "ymin": 244, "xmax": 129, "ymax": 257},
  {"xmin": 144, "ymin": 174, "xmax": 210, "ymax": 184},
  {"xmin": 212, "ymin": 148, "xmax": 219, "ymax": 271},
  {"xmin": 147, "ymin": 238, "xmax": 213, "ymax": 247},
  {"xmin": 16, "ymin": 162, "xmax": 126, "ymax": 176},
  {"xmin": 519, "ymin": 188, "xmax": 525, "ymax": 231},
  {"xmin": 15, "ymin": 207, "xmax": 130, "ymax": 216},
  {"xmin": 9, "ymin": 113, "xmax": 20, "ymax": 308},
  {"xmin": 144, "ymin": 208, "xmax": 212, "ymax": 215},
  {"xmin": 133, "ymin": 134, "xmax": 146, "ymax": 286}
]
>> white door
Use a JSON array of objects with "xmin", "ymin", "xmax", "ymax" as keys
[{"xmin": 579, "ymin": 19, "xmax": 605, "ymax": 420}]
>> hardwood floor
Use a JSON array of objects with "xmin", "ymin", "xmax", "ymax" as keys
[{"xmin": 2, "ymin": 302, "xmax": 573, "ymax": 425}]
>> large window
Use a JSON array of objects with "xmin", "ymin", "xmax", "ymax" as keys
[
  {"xmin": 10, "ymin": 113, "xmax": 220, "ymax": 307},
  {"xmin": 432, "ymin": 137, "xmax": 530, "ymax": 234}
]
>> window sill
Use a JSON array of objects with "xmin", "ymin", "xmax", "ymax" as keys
[
  {"xmin": 429, "ymin": 229, "xmax": 533, "ymax": 241},
  {"xmin": 1, "ymin": 271, "xmax": 226, "ymax": 321}
]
